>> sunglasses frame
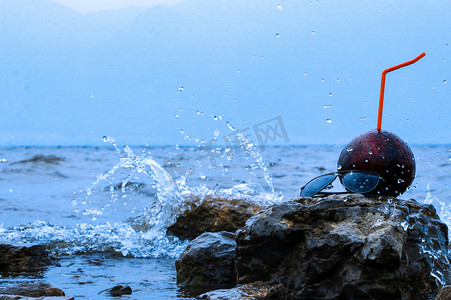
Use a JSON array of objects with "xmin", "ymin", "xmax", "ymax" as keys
[{"xmin": 300, "ymin": 170, "xmax": 384, "ymax": 198}]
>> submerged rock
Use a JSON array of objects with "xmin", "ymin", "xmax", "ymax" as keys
[
  {"xmin": 176, "ymin": 231, "xmax": 236, "ymax": 294},
  {"xmin": 0, "ymin": 245, "xmax": 59, "ymax": 272},
  {"xmin": 98, "ymin": 285, "xmax": 132, "ymax": 296},
  {"xmin": 167, "ymin": 196, "xmax": 263, "ymax": 240},
  {"xmin": 0, "ymin": 282, "xmax": 65, "ymax": 297},
  {"xmin": 234, "ymin": 194, "xmax": 450, "ymax": 299},
  {"xmin": 198, "ymin": 281, "xmax": 282, "ymax": 300}
]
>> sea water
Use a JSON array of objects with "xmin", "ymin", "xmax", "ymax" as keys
[{"xmin": 0, "ymin": 144, "xmax": 450, "ymax": 299}]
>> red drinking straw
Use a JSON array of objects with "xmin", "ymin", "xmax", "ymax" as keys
[{"xmin": 377, "ymin": 52, "xmax": 426, "ymax": 131}]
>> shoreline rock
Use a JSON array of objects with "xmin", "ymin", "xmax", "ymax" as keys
[
  {"xmin": 0, "ymin": 245, "xmax": 60, "ymax": 273},
  {"xmin": 168, "ymin": 196, "xmax": 263, "ymax": 240},
  {"xmin": 198, "ymin": 281, "xmax": 282, "ymax": 300},
  {"xmin": 176, "ymin": 231, "xmax": 236, "ymax": 295},
  {"xmin": 98, "ymin": 285, "xmax": 132, "ymax": 296},
  {"xmin": 234, "ymin": 194, "xmax": 450, "ymax": 299},
  {"xmin": 177, "ymin": 194, "xmax": 451, "ymax": 299},
  {"xmin": 0, "ymin": 282, "xmax": 66, "ymax": 298}
]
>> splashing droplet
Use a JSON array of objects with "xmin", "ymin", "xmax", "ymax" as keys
[
  {"xmin": 311, "ymin": 31, "xmax": 316, "ymax": 35},
  {"xmin": 325, "ymin": 119, "xmax": 332, "ymax": 124},
  {"xmin": 275, "ymin": 33, "xmax": 280, "ymax": 38},
  {"xmin": 178, "ymin": 86, "xmax": 184, "ymax": 92}
]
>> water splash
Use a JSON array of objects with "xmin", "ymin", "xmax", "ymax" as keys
[
  {"xmin": 68, "ymin": 137, "xmax": 281, "ymax": 257},
  {"xmin": 226, "ymin": 122, "xmax": 275, "ymax": 193}
]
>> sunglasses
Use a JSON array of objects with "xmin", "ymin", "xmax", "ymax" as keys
[{"xmin": 300, "ymin": 170, "xmax": 384, "ymax": 197}]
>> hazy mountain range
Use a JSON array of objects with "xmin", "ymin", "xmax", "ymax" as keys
[{"xmin": 0, "ymin": 0, "xmax": 449, "ymax": 145}]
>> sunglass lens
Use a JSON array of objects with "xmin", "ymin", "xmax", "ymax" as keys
[
  {"xmin": 301, "ymin": 174, "xmax": 336, "ymax": 197},
  {"xmin": 342, "ymin": 171, "xmax": 380, "ymax": 193}
]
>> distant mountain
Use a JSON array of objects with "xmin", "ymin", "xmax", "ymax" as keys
[{"xmin": 0, "ymin": 0, "xmax": 449, "ymax": 145}]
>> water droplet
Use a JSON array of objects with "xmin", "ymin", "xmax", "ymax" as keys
[
  {"xmin": 329, "ymin": 93, "xmax": 332, "ymax": 97},
  {"xmin": 175, "ymin": 114, "xmax": 179, "ymax": 118},
  {"xmin": 321, "ymin": 78, "xmax": 325, "ymax": 82},
  {"xmin": 325, "ymin": 119, "xmax": 332, "ymax": 123},
  {"xmin": 347, "ymin": 148, "xmax": 353, "ymax": 152},
  {"xmin": 311, "ymin": 31, "xmax": 316, "ymax": 35},
  {"xmin": 304, "ymin": 72, "xmax": 308, "ymax": 77},
  {"xmin": 90, "ymin": 94, "xmax": 94, "ymax": 99},
  {"xmin": 277, "ymin": 4, "xmax": 282, "ymax": 9},
  {"xmin": 397, "ymin": 179, "xmax": 405, "ymax": 184},
  {"xmin": 178, "ymin": 86, "xmax": 184, "ymax": 92},
  {"xmin": 337, "ymin": 165, "xmax": 342, "ymax": 170},
  {"xmin": 443, "ymin": 58, "xmax": 446, "ymax": 62},
  {"xmin": 365, "ymin": 159, "xmax": 369, "ymax": 163},
  {"xmin": 368, "ymin": 151, "xmax": 373, "ymax": 155},
  {"xmin": 275, "ymin": 33, "xmax": 280, "ymax": 38},
  {"xmin": 444, "ymin": 80, "xmax": 447, "ymax": 84},
  {"xmin": 180, "ymin": 129, "xmax": 184, "ymax": 134},
  {"xmin": 196, "ymin": 110, "xmax": 200, "ymax": 115}
]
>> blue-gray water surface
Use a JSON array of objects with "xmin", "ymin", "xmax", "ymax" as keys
[{"xmin": 0, "ymin": 145, "xmax": 450, "ymax": 299}]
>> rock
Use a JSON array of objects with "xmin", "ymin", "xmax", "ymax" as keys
[
  {"xmin": 198, "ymin": 281, "xmax": 282, "ymax": 300},
  {"xmin": 167, "ymin": 196, "xmax": 263, "ymax": 239},
  {"xmin": 0, "ymin": 282, "xmax": 65, "ymax": 297},
  {"xmin": 176, "ymin": 231, "xmax": 236, "ymax": 294},
  {"xmin": 235, "ymin": 194, "xmax": 450, "ymax": 299},
  {"xmin": 0, "ymin": 245, "xmax": 59, "ymax": 272},
  {"xmin": 436, "ymin": 286, "xmax": 451, "ymax": 300},
  {"xmin": 98, "ymin": 285, "xmax": 132, "ymax": 296},
  {"xmin": 0, "ymin": 296, "xmax": 73, "ymax": 300}
]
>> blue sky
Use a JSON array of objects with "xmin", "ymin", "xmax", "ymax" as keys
[{"xmin": 0, "ymin": 0, "xmax": 449, "ymax": 146}]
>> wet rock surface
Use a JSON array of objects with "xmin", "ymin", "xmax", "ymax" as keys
[
  {"xmin": 176, "ymin": 231, "xmax": 236, "ymax": 294},
  {"xmin": 233, "ymin": 194, "xmax": 450, "ymax": 299},
  {"xmin": 0, "ymin": 245, "xmax": 59, "ymax": 273},
  {"xmin": 0, "ymin": 282, "xmax": 66, "ymax": 298},
  {"xmin": 98, "ymin": 285, "xmax": 132, "ymax": 296},
  {"xmin": 436, "ymin": 286, "xmax": 451, "ymax": 300},
  {"xmin": 198, "ymin": 281, "xmax": 282, "ymax": 300},
  {"xmin": 167, "ymin": 196, "xmax": 263, "ymax": 240}
]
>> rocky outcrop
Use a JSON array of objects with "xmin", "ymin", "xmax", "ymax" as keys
[
  {"xmin": 176, "ymin": 231, "xmax": 236, "ymax": 294},
  {"xmin": 233, "ymin": 194, "xmax": 450, "ymax": 299},
  {"xmin": 168, "ymin": 196, "xmax": 263, "ymax": 240},
  {"xmin": 0, "ymin": 245, "xmax": 59, "ymax": 272}
]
